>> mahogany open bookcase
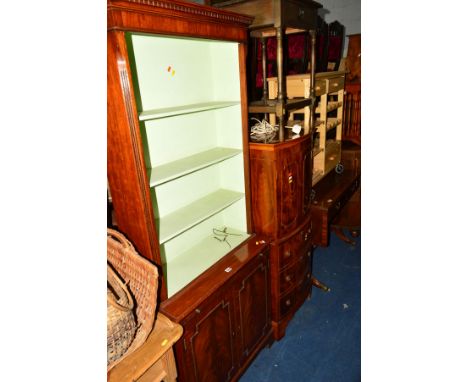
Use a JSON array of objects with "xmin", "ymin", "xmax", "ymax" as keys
[{"xmin": 108, "ymin": 1, "xmax": 272, "ymax": 380}]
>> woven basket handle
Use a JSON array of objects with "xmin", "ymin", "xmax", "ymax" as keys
[
  {"xmin": 107, "ymin": 264, "xmax": 134, "ymax": 311},
  {"xmin": 107, "ymin": 228, "xmax": 135, "ymax": 251}
]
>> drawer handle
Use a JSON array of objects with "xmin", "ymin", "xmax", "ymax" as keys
[
  {"xmin": 306, "ymin": 272, "xmax": 311, "ymax": 279},
  {"xmin": 195, "ymin": 308, "xmax": 201, "ymax": 314},
  {"xmin": 336, "ymin": 201, "xmax": 341, "ymax": 209},
  {"xmin": 307, "ymin": 251, "xmax": 311, "ymax": 257},
  {"xmin": 285, "ymin": 275, "xmax": 291, "ymax": 282},
  {"xmin": 298, "ymin": 8, "xmax": 305, "ymax": 19},
  {"xmin": 285, "ymin": 299, "xmax": 291, "ymax": 306},
  {"xmin": 285, "ymin": 250, "xmax": 291, "ymax": 258},
  {"xmin": 332, "ymin": 82, "xmax": 339, "ymax": 87}
]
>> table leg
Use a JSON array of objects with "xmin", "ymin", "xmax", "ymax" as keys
[{"xmin": 311, "ymin": 277, "xmax": 330, "ymax": 292}]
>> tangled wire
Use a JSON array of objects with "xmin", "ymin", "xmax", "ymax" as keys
[{"xmin": 249, "ymin": 118, "xmax": 279, "ymax": 143}]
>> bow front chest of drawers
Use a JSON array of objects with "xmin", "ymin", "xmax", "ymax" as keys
[{"xmin": 249, "ymin": 134, "xmax": 314, "ymax": 339}]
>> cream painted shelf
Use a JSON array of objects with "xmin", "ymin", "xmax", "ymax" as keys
[
  {"xmin": 129, "ymin": 33, "xmax": 248, "ymax": 297},
  {"xmin": 312, "ymin": 169, "xmax": 323, "ymax": 184},
  {"xmin": 326, "ymin": 118, "xmax": 342, "ymax": 132},
  {"xmin": 156, "ymin": 189, "xmax": 244, "ymax": 244},
  {"xmin": 314, "ymin": 101, "xmax": 342, "ymax": 114},
  {"xmin": 164, "ymin": 227, "xmax": 250, "ymax": 297},
  {"xmin": 313, "ymin": 147, "xmax": 324, "ymax": 157},
  {"xmin": 148, "ymin": 147, "xmax": 242, "ymax": 187},
  {"xmin": 139, "ymin": 101, "xmax": 239, "ymax": 121}
]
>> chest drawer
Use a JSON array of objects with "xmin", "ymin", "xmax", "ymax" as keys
[
  {"xmin": 327, "ymin": 76, "xmax": 345, "ymax": 93},
  {"xmin": 296, "ymin": 249, "xmax": 312, "ymax": 283},
  {"xmin": 280, "ymin": 289, "xmax": 296, "ymax": 317},
  {"xmin": 278, "ymin": 224, "xmax": 310, "ymax": 269},
  {"xmin": 279, "ymin": 264, "xmax": 296, "ymax": 295},
  {"xmin": 314, "ymin": 79, "xmax": 327, "ymax": 96},
  {"xmin": 327, "ymin": 178, "xmax": 360, "ymax": 222}
]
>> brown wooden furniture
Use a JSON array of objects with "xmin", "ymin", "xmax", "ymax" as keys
[
  {"xmin": 212, "ymin": 0, "xmax": 323, "ymax": 141},
  {"xmin": 108, "ymin": 313, "xmax": 183, "ymax": 382},
  {"xmin": 249, "ymin": 134, "xmax": 315, "ymax": 339},
  {"xmin": 343, "ymin": 82, "xmax": 361, "ymax": 145},
  {"xmin": 246, "ymin": 14, "xmax": 328, "ymax": 101},
  {"xmin": 162, "ymin": 239, "xmax": 271, "ymax": 382},
  {"xmin": 267, "ymin": 70, "xmax": 345, "ymax": 185},
  {"xmin": 332, "ymin": 140, "xmax": 361, "ymax": 245},
  {"xmin": 326, "ymin": 21, "xmax": 345, "ymax": 71},
  {"xmin": 331, "ymin": 185, "xmax": 360, "ymax": 245},
  {"xmin": 107, "ymin": 1, "xmax": 273, "ymax": 381},
  {"xmin": 310, "ymin": 168, "xmax": 360, "ymax": 247},
  {"xmin": 343, "ymin": 33, "xmax": 361, "ymax": 145}
]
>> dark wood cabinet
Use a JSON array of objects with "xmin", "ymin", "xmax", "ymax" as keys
[
  {"xmin": 178, "ymin": 289, "xmax": 238, "ymax": 382},
  {"xmin": 163, "ymin": 241, "xmax": 271, "ymax": 382},
  {"xmin": 249, "ymin": 134, "xmax": 314, "ymax": 339},
  {"xmin": 250, "ymin": 134, "xmax": 312, "ymax": 239}
]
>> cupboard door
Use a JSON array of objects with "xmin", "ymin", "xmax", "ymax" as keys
[
  {"xmin": 278, "ymin": 156, "xmax": 301, "ymax": 236},
  {"xmin": 180, "ymin": 292, "xmax": 238, "ymax": 382},
  {"xmin": 234, "ymin": 251, "xmax": 271, "ymax": 364},
  {"xmin": 302, "ymin": 146, "xmax": 313, "ymax": 215}
]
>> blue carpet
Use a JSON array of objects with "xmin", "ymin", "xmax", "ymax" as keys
[{"xmin": 240, "ymin": 232, "xmax": 361, "ymax": 382}]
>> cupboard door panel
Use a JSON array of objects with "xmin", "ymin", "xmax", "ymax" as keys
[
  {"xmin": 182, "ymin": 298, "xmax": 237, "ymax": 382},
  {"xmin": 235, "ymin": 252, "xmax": 270, "ymax": 363},
  {"xmin": 278, "ymin": 159, "xmax": 301, "ymax": 235},
  {"xmin": 302, "ymin": 146, "xmax": 313, "ymax": 215}
]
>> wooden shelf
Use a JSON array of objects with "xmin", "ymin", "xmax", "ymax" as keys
[
  {"xmin": 313, "ymin": 147, "xmax": 324, "ymax": 156},
  {"xmin": 326, "ymin": 118, "xmax": 342, "ymax": 131},
  {"xmin": 312, "ymin": 169, "xmax": 323, "ymax": 184},
  {"xmin": 325, "ymin": 139, "xmax": 341, "ymax": 152},
  {"xmin": 148, "ymin": 147, "xmax": 242, "ymax": 187},
  {"xmin": 315, "ymin": 101, "xmax": 342, "ymax": 113},
  {"xmin": 139, "ymin": 101, "xmax": 239, "ymax": 121},
  {"xmin": 164, "ymin": 227, "xmax": 250, "ymax": 297},
  {"xmin": 156, "ymin": 189, "xmax": 245, "ymax": 244}
]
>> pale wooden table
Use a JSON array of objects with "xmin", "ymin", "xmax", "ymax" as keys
[{"xmin": 108, "ymin": 313, "xmax": 183, "ymax": 382}]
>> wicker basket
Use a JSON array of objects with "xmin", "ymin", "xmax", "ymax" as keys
[
  {"xmin": 107, "ymin": 229, "xmax": 159, "ymax": 371},
  {"xmin": 107, "ymin": 264, "xmax": 136, "ymax": 365}
]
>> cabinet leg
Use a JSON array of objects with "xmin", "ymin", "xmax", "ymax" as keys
[
  {"xmin": 331, "ymin": 227, "xmax": 356, "ymax": 246},
  {"xmin": 311, "ymin": 277, "xmax": 330, "ymax": 292}
]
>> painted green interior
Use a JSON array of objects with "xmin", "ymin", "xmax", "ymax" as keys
[{"xmin": 128, "ymin": 33, "xmax": 248, "ymax": 297}]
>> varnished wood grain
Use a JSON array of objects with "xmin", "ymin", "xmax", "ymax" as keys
[
  {"xmin": 108, "ymin": 2, "xmax": 273, "ymax": 380},
  {"xmin": 239, "ymin": 43, "xmax": 254, "ymax": 234},
  {"xmin": 310, "ymin": 168, "xmax": 360, "ymax": 247},
  {"xmin": 108, "ymin": 0, "xmax": 253, "ymax": 42},
  {"xmin": 107, "ymin": 31, "xmax": 163, "ymax": 284},
  {"xmin": 161, "ymin": 236, "xmax": 268, "ymax": 322},
  {"xmin": 164, "ymin": 242, "xmax": 272, "ymax": 382},
  {"xmin": 249, "ymin": 136, "xmax": 314, "ymax": 340}
]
